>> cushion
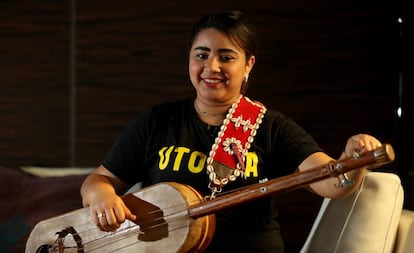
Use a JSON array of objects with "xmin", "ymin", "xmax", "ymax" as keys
[
  {"xmin": 394, "ymin": 209, "xmax": 414, "ymax": 253},
  {"xmin": 0, "ymin": 164, "xmax": 90, "ymax": 253},
  {"xmin": 301, "ymin": 172, "xmax": 404, "ymax": 253}
]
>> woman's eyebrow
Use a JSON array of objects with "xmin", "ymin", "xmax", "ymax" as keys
[
  {"xmin": 193, "ymin": 47, "xmax": 238, "ymax": 54},
  {"xmin": 218, "ymin": 48, "xmax": 238, "ymax": 54},
  {"xmin": 194, "ymin": 46, "xmax": 210, "ymax": 52}
]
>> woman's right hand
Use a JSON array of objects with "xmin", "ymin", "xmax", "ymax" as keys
[
  {"xmin": 89, "ymin": 191, "xmax": 137, "ymax": 231},
  {"xmin": 80, "ymin": 165, "xmax": 137, "ymax": 232}
]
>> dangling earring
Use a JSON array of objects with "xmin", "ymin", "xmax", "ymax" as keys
[
  {"xmin": 243, "ymin": 74, "xmax": 249, "ymax": 83},
  {"xmin": 241, "ymin": 74, "xmax": 249, "ymax": 94}
]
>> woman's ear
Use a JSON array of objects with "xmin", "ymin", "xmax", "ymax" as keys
[{"xmin": 245, "ymin": 55, "xmax": 256, "ymax": 75}]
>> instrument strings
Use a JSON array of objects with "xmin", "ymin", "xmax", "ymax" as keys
[
  {"xmin": 87, "ymin": 222, "xmax": 196, "ymax": 252},
  {"xmin": 82, "ymin": 190, "xmax": 240, "ymax": 252},
  {"xmin": 57, "ymin": 199, "xmax": 204, "ymax": 252}
]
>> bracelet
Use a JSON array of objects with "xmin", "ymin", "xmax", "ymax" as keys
[
  {"xmin": 337, "ymin": 173, "xmax": 355, "ymax": 188},
  {"xmin": 336, "ymin": 150, "xmax": 357, "ymax": 188}
]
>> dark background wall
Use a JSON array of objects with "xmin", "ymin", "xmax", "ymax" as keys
[
  {"xmin": 2, "ymin": 0, "xmax": 412, "ymax": 173},
  {"xmin": 1, "ymin": 0, "xmax": 411, "ymax": 167},
  {"xmin": 1, "ymin": 0, "xmax": 412, "ymax": 181},
  {"xmin": 1, "ymin": 3, "xmax": 412, "ymax": 169},
  {"xmin": 0, "ymin": 1, "xmax": 412, "ymax": 251}
]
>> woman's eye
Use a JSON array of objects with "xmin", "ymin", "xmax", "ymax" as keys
[
  {"xmin": 220, "ymin": 55, "xmax": 235, "ymax": 62},
  {"xmin": 196, "ymin": 53, "xmax": 208, "ymax": 59}
]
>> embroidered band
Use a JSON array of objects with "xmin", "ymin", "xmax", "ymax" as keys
[{"xmin": 206, "ymin": 95, "xmax": 267, "ymax": 197}]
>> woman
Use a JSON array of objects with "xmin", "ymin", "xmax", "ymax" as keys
[{"xmin": 81, "ymin": 10, "xmax": 381, "ymax": 252}]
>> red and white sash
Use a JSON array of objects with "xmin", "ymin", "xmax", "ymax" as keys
[{"xmin": 206, "ymin": 95, "xmax": 267, "ymax": 198}]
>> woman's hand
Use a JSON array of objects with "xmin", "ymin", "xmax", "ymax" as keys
[
  {"xmin": 302, "ymin": 133, "xmax": 382, "ymax": 199},
  {"xmin": 80, "ymin": 165, "xmax": 136, "ymax": 232},
  {"xmin": 89, "ymin": 190, "xmax": 136, "ymax": 232},
  {"xmin": 342, "ymin": 133, "xmax": 382, "ymax": 159}
]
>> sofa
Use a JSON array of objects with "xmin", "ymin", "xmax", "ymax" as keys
[
  {"xmin": 300, "ymin": 172, "xmax": 414, "ymax": 253},
  {"xmin": 2, "ymin": 164, "xmax": 412, "ymax": 253}
]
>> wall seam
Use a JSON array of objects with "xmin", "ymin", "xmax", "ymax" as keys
[{"xmin": 69, "ymin": 0, "xmax": 77, "ymax": 166}]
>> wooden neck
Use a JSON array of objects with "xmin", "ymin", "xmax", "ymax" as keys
[{"xmin": 188, "ymin": 144, "xmax": 395, "ymax": 218}]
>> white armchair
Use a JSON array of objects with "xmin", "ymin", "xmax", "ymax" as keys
[{"xmin": 301, "ymin": 172, "xmax": 414, "ymax": 253}]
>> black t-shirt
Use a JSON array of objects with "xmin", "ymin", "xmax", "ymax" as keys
[{"xmin": 103, "ymin": 97, "xmax": 322, "ymax": 253}]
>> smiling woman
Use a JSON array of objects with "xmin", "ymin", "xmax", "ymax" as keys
[
  {"xmin": 189, "ymin": 28, "xmax": 255, "ymax": 126},
  {"xmin": 188, "ymin": 11, "xmax": 256, "ymax": 124},
  {"xmin": 79, "ymin": 10, "xmax": 383, "ymax": 253}
]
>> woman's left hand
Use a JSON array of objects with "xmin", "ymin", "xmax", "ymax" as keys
[{"xmin": 342, "ymin": 134, "xmax": 382, "ymax": 158}]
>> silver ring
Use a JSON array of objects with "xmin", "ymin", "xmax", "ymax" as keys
[{"xmin": 97, "ymin": 212, "xmax": 105, "ymax": 218}]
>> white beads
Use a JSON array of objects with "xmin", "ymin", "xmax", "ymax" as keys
[{"xmin": 205, "ymin": 95, "xmax": 267, "ymax": 194}]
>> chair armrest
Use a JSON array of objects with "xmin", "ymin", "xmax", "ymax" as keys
[
  {"xmin": 394, "ymin": 209, "xmax": 414, "ymax": 253},
  {"xmin": 300, "ymin": 172, "xmax": 404, "ymax": 253}
]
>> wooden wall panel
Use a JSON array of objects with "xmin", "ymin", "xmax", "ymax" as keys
[
  {"xmin": 0, "ymin": 0, "xmax": 411, "ymax": 173},
  {"xmin": 74, "ymin": 1, "xmax": 270, "ymax": 164},
  {"xmin": 75, "ymin": 0, "xmax": 405, "ymax": 169},
  {"xmin": 75, "ymin": 1, "xmax": 192, "ymax": 165},
  {"xmin": 0, "ymin": 1, "xmax": 71, "ymax": 166},
  {"xmin": 248, "ymin": 2, "xmax": 398, "ymax": 152}
]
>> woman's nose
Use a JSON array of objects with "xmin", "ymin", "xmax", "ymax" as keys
[{"xmin": 205, "ymin": 57, "xmax": 220, "ymax": 72}]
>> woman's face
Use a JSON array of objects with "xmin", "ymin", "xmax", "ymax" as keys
[{"xmin": 189, "ymin": 28, "xmax": 255, "ymax": 105}]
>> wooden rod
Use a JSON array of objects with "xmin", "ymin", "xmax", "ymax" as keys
[{"xmin": 189, "ymin": 144, "xmax": 395, "ymax": 218}]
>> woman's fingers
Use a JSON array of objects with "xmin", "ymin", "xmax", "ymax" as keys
[
  {"xmin": 91, "ymin": 197, "xmax": 132, "ymax": 231},
  {"xmin": 344, "ymin": 134, "xmax": 382, "ymax": 157},
  {"xmin": 120, "ymin": 201, "xmax": 137, "ymax": 222}
]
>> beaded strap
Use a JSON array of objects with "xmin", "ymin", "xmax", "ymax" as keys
[{"xmin": 206, "ymin": 95, "xmax": 267, "ymax": 198}]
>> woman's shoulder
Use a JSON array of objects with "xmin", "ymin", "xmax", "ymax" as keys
[
  {"xmin": 129, "ymin": 98, "xmax": 193, "ymax": 122},
  {"xmin": 122, "ymin": 98, "xmax": 194, "ymax": 138},
  {"xmin": 263, "ymin": 108, "xmax": 290, "ymax": 124},
  {"xmin": 261, "ymin": 108, "xmax": 308, "ymax": 136}
]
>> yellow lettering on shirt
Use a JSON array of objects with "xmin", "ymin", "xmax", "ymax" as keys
[
  {"xmin": 158, "ymin": 146, "xmax": 175, "ymax": 170},
  {"xmin": 245, "ymin": 152, "xmax": 259, "ymax": 177},
  {"xmin": 173, "ymin": 147, "xmax": 190, "ymax": 171},
  {"xmin": 158, "ymin": 146, "xmax": 259, "ymax": 178},
  {"xmin": 188, "ymin": 151, "xmax": 207, "ymax": 173}
]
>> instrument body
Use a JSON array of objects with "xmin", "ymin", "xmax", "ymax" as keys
[
  {"xmin": 26, "ymin": 182, "xmax": 215, "ymax": 253},
  {"xmin": 26, "ymin": 144, "xmax": 394, "ymax": 253}
]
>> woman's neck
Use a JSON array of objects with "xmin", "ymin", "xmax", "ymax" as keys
[{"xmin": 194, "ymin": 98, "xmax": 229, "ymax": 126}]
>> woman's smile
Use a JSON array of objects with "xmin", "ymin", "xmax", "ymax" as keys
[
  {"xmin": 202, "ymin": 77, "xmax": 227, "ymax": 88},
  {"xmin": 189, "ymin": 28, "xmax": 254, "ymax": 104}
]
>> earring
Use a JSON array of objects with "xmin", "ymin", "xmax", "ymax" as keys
[{"xmin": 243, "ymin": 74, "xmax": 249, "ymax": 82}]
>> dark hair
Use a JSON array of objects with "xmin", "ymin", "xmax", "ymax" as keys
[{"xmin": 189, "ymin": 10, "xmax": 256, "ymax": 60}]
